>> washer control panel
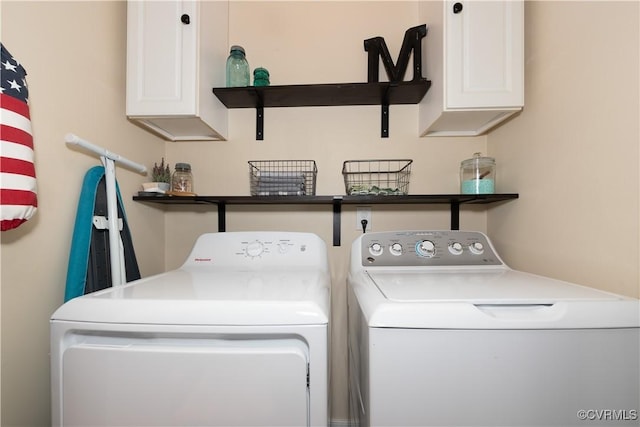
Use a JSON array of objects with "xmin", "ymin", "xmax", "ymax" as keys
[{"xmin": 360, "ymin": 230, "xmax": 503, "ymax": 267}]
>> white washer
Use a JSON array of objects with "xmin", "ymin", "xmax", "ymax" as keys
[
  {"xmin": 348, "ymin": 230, "xmax": 639, "ymax": 426},
  {"xmin": 51, "ymin": 231, "xmax": 330, "ymax": 427}
]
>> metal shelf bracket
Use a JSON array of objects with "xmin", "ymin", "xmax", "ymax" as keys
[
  {"xmin": 333, "ymin": 197, "xmax": 343, "ymax": 246},
  {"xmin": 256, "ymin": 106, "xmax": 264, "ymax": 140}
]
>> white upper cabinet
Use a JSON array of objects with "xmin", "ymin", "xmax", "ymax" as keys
[
  {"xmin": 419, "ymin": 1, "xmax": 524, "ymax": 137},
  {"xmin": 126, "ymin": 0, "xmax": 228, "ymax": 141}
]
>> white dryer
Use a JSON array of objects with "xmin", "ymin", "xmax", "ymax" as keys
[
  {"xmin": 348, "ymin": 230, "xmax": 639, "ymax": 426},
  {"xmin": 51, "ymin": 231, "xmax": 330, "ymax": 427}
]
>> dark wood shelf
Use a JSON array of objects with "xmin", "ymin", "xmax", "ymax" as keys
[
  {"xmin": 212, "ymin": 80, "xmax": 431, "ymax": 108},
  {"xmin": 212, "ymin": 79, "xmax": 431, "ymax": 139},
  {"xmin": 133, "ymin": 193, "xmax": 518, "ymax": 246}
]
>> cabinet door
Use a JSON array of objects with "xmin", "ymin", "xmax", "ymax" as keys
[
  {"xmin": 126, "ymin": 0, "xmax": 197, "ymax": 116},
  {"xmin": 445, "ymin": 0, "xmax": 524, "ymax": 109}
]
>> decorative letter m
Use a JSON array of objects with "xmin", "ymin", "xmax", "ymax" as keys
[{"xmin": 364, "ymin": 24, "xmax": 427, "ymax": 83}]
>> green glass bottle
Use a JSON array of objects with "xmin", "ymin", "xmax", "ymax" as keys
[{"xmin": 253, "ymin": 67, "xmax": 270, "ymax": 87}]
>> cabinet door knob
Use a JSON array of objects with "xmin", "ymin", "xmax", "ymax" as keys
[
  {"xmin": 181, "ymin": 14, "xmax": 190, "ymax": 24},
  {"xmin": 453, "ymin": 2, "xmax": 463, "ymax": 13}
]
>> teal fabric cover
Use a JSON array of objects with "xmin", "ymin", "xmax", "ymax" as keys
[{"xmin": 64, "ymin": 166, "xmax": 131, "ymax": 302}]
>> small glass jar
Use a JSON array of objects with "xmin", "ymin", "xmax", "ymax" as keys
[
  {"xmin": 172, "ymin": 163, "xmax": 194, "ymax": 194},
  {"xmin": 253, "ymin": 67, "xmax": 270, "ymax": 87},
  {"xmin": 460, "ymin": 153, "xmax": 496, "ymax": 194},
  {"xmin": 226, "ymin": 45, "xmax": 250, "ymax": 87}
]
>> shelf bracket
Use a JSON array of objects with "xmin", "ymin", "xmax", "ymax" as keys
[
  {"xmin": 381, "ymin": 103, "xmax": 389, "ymax": 138},
  {"xmin": 218, "ymin": 202, "xmax": 226, "ymax": 232},
  {"xmin": 255, "ymin": 88, "xmax": 265, "ymax": 140},
  {"xmin": 450, "ymin": 201, "xmax": 460, "ymax": 230},
  {"xmin": 256, "ymin": 106, "xmax": 264, "ymax": 140},
  {"xmin": 332, "ymin": 197, "xmax": 342, "ymax": 246}
]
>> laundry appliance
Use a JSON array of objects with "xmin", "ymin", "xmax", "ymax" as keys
[
  {"xmin": 51, "ymin": 231, "xmax": 330, "ymax": 427},
  {"xmin": 347, "ymin": 230, "xmax": 639, "ymax": 426}
]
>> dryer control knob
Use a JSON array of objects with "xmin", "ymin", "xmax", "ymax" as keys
[
  {"xmin": 369, "ymin": 243, "xmax": 383, "ymax": 256},
  {"xmin": 449, "ymin": 242, "xmax": 463, "ymax": 255},
  {"xmin": 246, "ymin": 240, "xmax": 265, "ymax": 257},
  {"xmin": 416, "ymin": 240, "xmax": 436, "ymax": 258},
  {"xmin": 469, "ymin": 241, "xmax": 484, "ymax": 255},
  {"xmin": 389, "ymin": 242, "xmax": 403, "ymax": 256}
]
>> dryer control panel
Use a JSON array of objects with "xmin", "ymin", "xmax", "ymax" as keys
[
  {"xmin": 182, "ymin": 231, "xmax": 328, "ymax": 269},
  {"xmin": 359, "ymin": 230, "xmax": 503, "ymax": 267}
]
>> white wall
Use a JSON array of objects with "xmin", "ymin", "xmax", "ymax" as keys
[{"xmin": 1, "ymin": 1, "xmax": 638, "ymax": 426}]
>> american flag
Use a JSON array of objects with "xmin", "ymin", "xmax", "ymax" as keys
[{"xmin": 1, "ymin": 43, "xmax": 37, "ymax": 231}]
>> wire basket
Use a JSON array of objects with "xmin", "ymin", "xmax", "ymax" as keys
[
  {"xmin": 249, "ymin": 160, "xmax": 317, "ymax": 196},
  {"xmin": 342, "ymin": 159, "xmax": 412, "ymax": 195}
]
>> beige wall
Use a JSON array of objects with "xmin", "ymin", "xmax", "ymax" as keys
[
  {"xmin": 1, "ymin": 2, "xmax": 167, "ymax": 425},
  {"xmin": 1, "ymin": 1, "xmax": 638, "ymax": 426},
  {"xmin": 488, "ymin": 1, "xmax": 640, "ymax": 298}
]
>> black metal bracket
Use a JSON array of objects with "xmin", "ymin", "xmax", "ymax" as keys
[
  {"xmin": 450, "ymin": 202, "xmax": 460, "ymax": 230},
  {"xmin": 218, "ymin": 202, "xmax": 226, "ymax": 231},
  {"xmin": 381, "ymin": 83, "xmax": 391, "ymax": 137},
  {"xmin": 256, "ymin": 107, "xmax": 264, "ymax": 140},
  {"xmin": 381, "ymin": 104, "xmax": 389, "ymax": 138},
  {"xmin": 255, "ymin": 89, "xmax": 265, "ymax": 140},
  {"xmin": 333, "ymin": 197, "xmax": 342, "ymax": 246}
]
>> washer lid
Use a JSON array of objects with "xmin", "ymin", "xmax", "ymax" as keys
[
  {"xmin": 52, "ymin": 267, "xmax": 330, "ymax": 326},
  {"xmin": 368, "ymin": 269, "xmax": 623, "ymax": 304},
  {"xmin": 352, "ymin": 269, "xmax": 639, "ymax": 329}
]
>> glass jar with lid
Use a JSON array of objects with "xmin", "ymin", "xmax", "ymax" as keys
[
  {"xmin": 172, "ymin": 163, "xmax": 194, "ymax": 194},
  {"xmin": 460, "ymin": 153, "xmax": 496, "ymax": 194},
  {"xmin": 226, "ymin": 45, "xmax": 250, "ymax": 87}
]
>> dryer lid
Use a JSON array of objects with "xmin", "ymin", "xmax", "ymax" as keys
[{"xmin": 52, "ymin": 268, "xmax": 330, "ymax": 326}]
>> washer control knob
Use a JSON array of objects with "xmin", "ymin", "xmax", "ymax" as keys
[
  {"xmin": 369, "ymin": 243, "xmax": 383, "ymax": 256},
  {"xmin": 389, "ymin": 242, "xmax": 403, "ymax": 256},
  {"xmin": 469, "ymin": 241, "xmax": 484, "ymax": 255},
  {"xmin": 448, "ymin": 242, "xmax": 464, "ymax": 255},
  {"xmin": 246, "ymin": 240, "xmax": 265, "ymax": 257},
  {"xmin": 416, "ymin": 240, "xmax": 436, "ymax": 258}
]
